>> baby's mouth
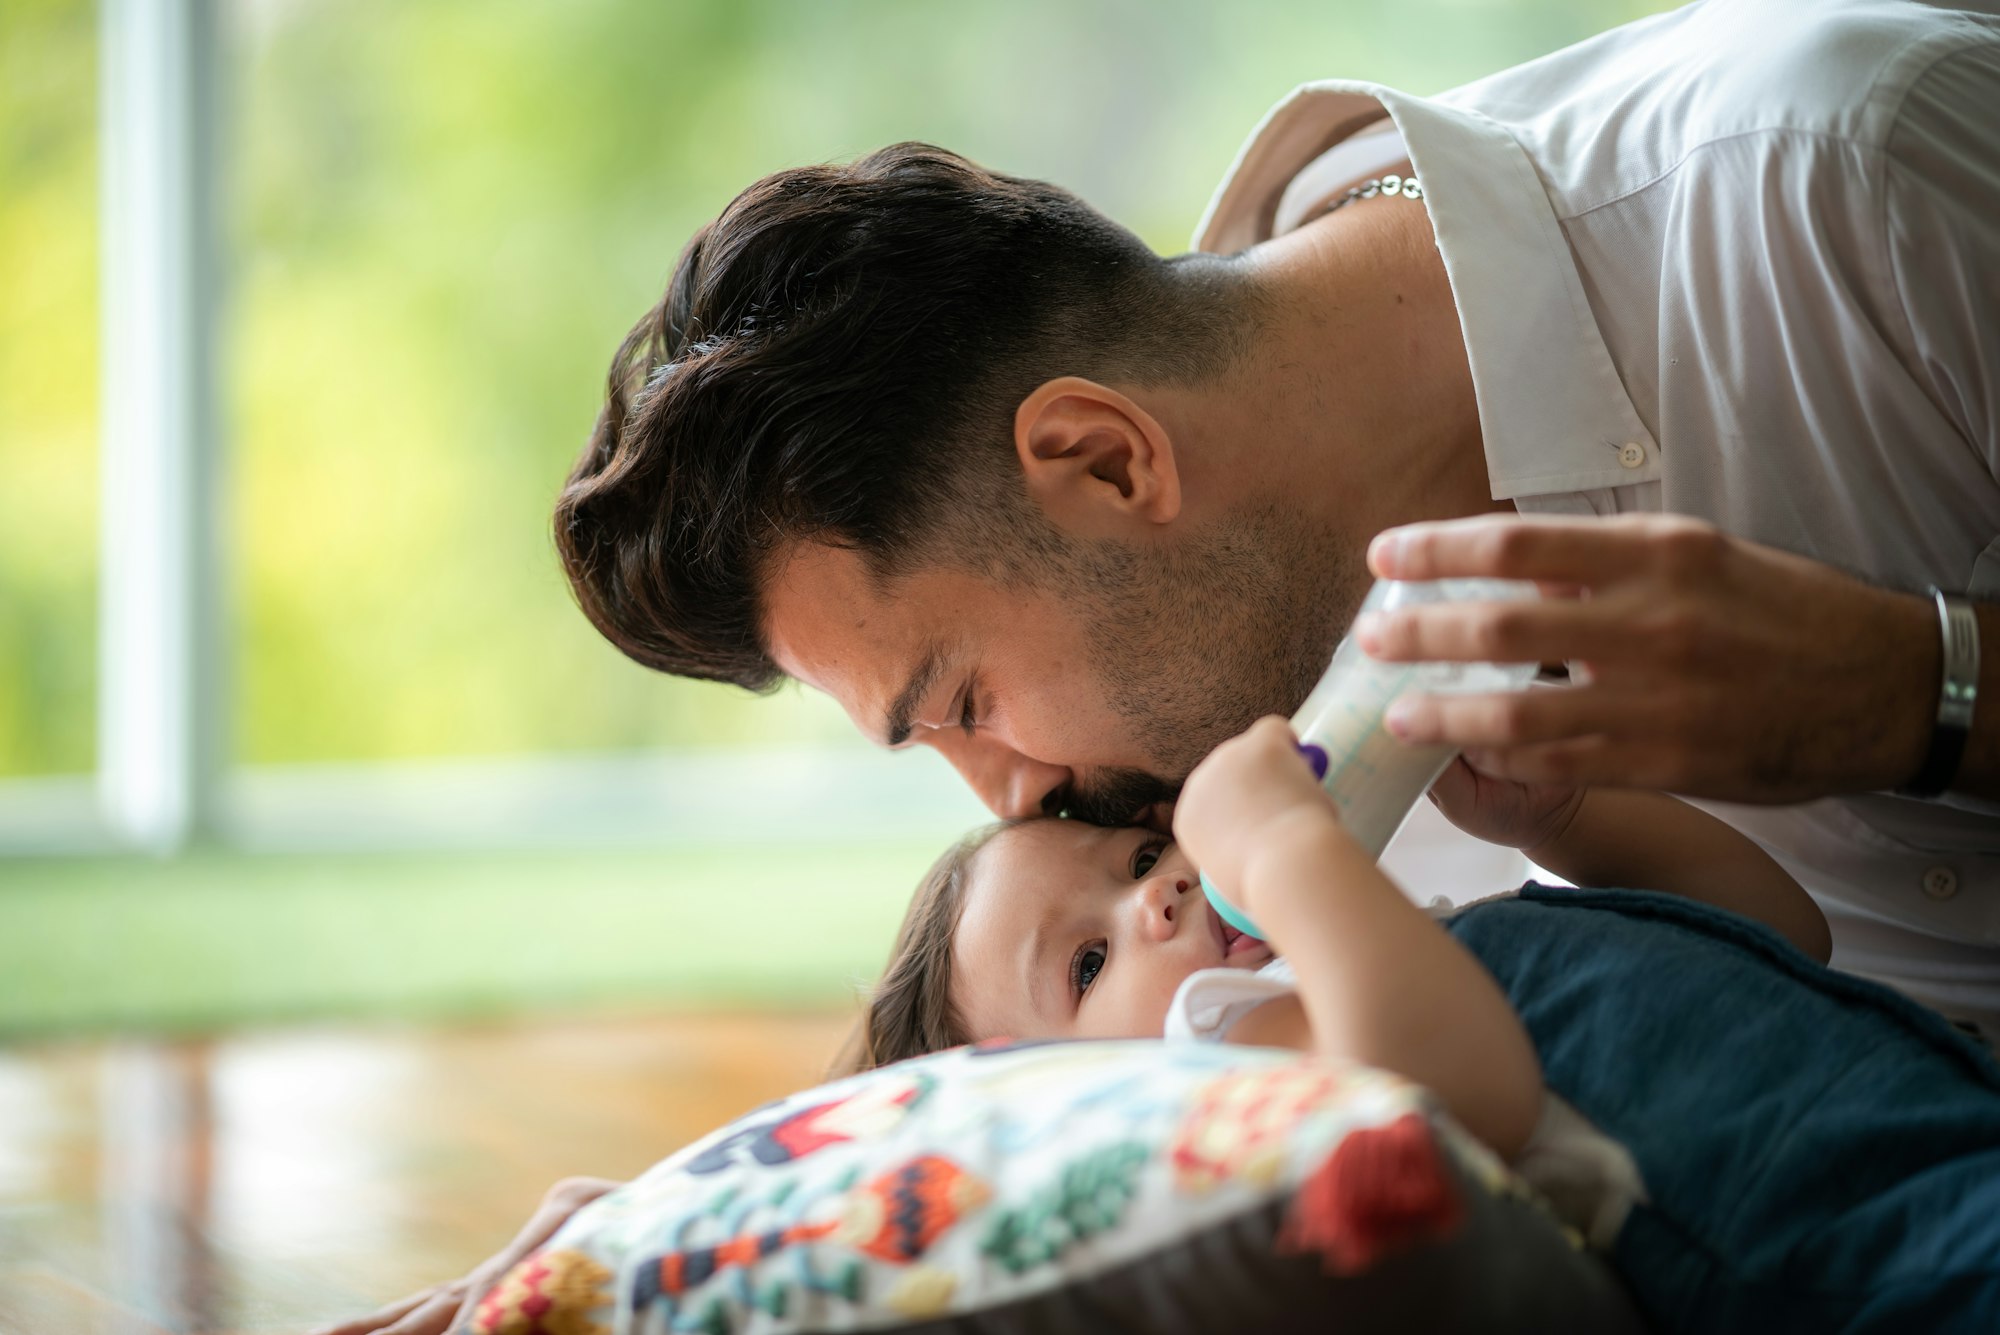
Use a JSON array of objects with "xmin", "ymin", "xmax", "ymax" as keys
[
  {"xmin": 1217, "ymin": 921, "xmax": 1264, "ymax": 958},
  {"xmin": 1205, "ymin": 896, "xmax": 1266, "ymax": 960}
]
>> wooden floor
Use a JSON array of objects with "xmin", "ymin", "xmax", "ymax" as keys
[{"xmin": 0, "ymin": 1011, "xmax": 855, "ymax": 1335}]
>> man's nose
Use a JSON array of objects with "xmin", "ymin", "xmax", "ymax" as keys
[
  {"xmin": 1138, "ymin": 874, "xmax": 1189, "ymax": 943},
  {"xmin": 923, "ymin": 730, "xmax": 1071, "ymax": 821}
]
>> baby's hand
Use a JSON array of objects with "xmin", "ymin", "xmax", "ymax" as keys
[
  {"xmin": 1425, "ymin": 751, "xmax": 1585, "ymax": 855},
  {"xmin": 1173, "ymin": 717, "xmax": 1350, "ymax": 914}
]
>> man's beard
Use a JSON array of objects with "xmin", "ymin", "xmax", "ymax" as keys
[
  {"xmin": 1043, "ymin": 765, "xmax": 1182, "ymax": 827},
  {"xmin": 1055, "ymin": 505, "xmax": 1364, "ymax": 826}
]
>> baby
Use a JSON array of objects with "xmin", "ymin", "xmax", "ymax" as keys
[
  {"xmin": 853, "ymin": 718, "xmax": 2000, "ymax": 1331},
  {"xmin": 855, "ymin": 718, "xmax": 1824, "ymax": 1152}
]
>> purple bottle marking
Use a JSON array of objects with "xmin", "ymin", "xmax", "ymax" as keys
[{"xmin": 1296, "ymin": 742, "xmax": 1329, "ymax": 781}]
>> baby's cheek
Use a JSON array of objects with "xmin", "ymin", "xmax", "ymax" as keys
[
  {"xmin": 1141, "ymin": 962, "xmax": 1204, "ymax": 1035},
  {"xmin": 1084, "ymin": 971, "xmax": 1183, "ymax": 1041}
]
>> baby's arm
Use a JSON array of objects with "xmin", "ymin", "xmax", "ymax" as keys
[
  {"xmin": 1428, "ymin": 755, "xmax": 1828, "ymax": 962},
  {"xmin": 1527, "ymin": 790, "xmax": 1830, "ymax": 962},
  {"xmin": 1177, "ymin": 719, "xmax": 1544, "ymax": 1158}
]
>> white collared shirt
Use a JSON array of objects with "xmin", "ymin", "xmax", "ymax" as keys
[{"xmin": 1195, "ymin": 0, "xmax": 2000, "ymax": 1031}]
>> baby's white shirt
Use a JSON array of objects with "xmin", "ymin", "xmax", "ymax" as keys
[
  {"xmin": 1164, "ymin": 954, "xmax": 1305, "ymax": 1042},
  {"xmin": 1164, "ymin": 953, "xmax": 1646, "ymax": 1248}
]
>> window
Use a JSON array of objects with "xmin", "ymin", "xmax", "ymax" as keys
[{"xmin": 1, "ymin": 0, "xmax": 1672, "ymax": 856}]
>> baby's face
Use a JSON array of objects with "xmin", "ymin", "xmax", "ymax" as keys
[{"xmin": 951, "ymin": 821, "xmax": 1274, "ymax": 1043}]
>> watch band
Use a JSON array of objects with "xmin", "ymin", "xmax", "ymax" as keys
[{"xmin": 1899, "ymin": 587, "xmax": 1980, "ymax": 799}]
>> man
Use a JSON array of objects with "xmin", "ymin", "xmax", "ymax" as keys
[
  {"xmin": 325, "ymin": 0, "xmax": 1999, "ymax": 1330},
  {"xmin": 560, "ymin": 0, "xmax": 2000, "ymax": 1028}
]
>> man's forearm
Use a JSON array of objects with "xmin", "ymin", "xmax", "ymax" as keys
[
  {"xmin": 1854, "ymin": 589, "xmax": 2000, "ymax": 803},
  {"xmin": 1860, "ymin": 588, "xmax": 2000, "ymax": 802}
]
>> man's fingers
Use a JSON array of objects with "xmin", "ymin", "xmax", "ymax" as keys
[
  {"xmin": 1356, "ymin": 596, "xmax": 1629, "ymax": 666},
  {"xmin": 492, "ymin": 1177, "xmax": 616, "ymax": 1267},
  {"xmin": 449, "ymin": 1179, "xmax": 620, "ymax": 1332},
  {"xmin": 308, "ymin": 1286, "xmax": 445, "ymax": 1335},
  {"xmin": 379, "ymin": 1287, "xmax": 465, "ymax": 1335},
  {"xmin": 311, "ymin": 1180, "xmax": 619, "ymax": 1335},
  {"xmin": 1369, "ymin": 513, "xmax": 1722, "ymax": 585},
  {"xmin": 1424, "ymin": 755, "xmax": 1479, "ymax": 810},
  {"xmin": 1384, "ymin": 684, "xmax": 1635, "ymax": 750},
  {"xmin": 1369, "ymin": 514, "xmax": 1612, "ymax": 583},
  {"xmin": 1448, "ymin": 735, "xmax": 1625, "ymax": 789}
]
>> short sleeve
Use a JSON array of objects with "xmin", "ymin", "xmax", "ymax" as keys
[{"xmin": 1885, "ymin": 34, "xmax": 2000, "ymax": 478}]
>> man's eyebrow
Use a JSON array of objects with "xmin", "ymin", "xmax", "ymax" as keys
[{"xmin": 883, "ymin": 643, "xmax": 947, "ymax": 747}]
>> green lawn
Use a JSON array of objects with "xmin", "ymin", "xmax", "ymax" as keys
[{"xmin": 0, "ymin": 843, "xmax": 944, "ymax": 1037}]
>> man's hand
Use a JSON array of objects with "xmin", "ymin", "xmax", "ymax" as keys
[
  {"xmin": 307, "ymin": 1177, "xmax": 618, "ymax": 1335},
  {"xmin": 1424, "ymin": 753, "xmax": 1586, "ymax": 853},
  {"xmin": 1362, "ymin": 513, "xmax": 1937, "ymax": 802}
]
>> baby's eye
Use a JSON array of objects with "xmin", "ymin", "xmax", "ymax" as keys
[
  {"xmin": 1131, "ymin": 838, "xmax": 1169, "ymax": 879},
  {"xmin": 1072, "ymin": 944, "xmax": 1106, "ymax": 994}
]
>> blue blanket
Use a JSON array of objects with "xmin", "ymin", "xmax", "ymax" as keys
[{"xmin": 1446, "ymin": 885, "xmax": 2000, "ymax": 1335}]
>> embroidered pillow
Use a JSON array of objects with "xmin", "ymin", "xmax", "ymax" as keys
[{"xmin": 469, "ymin": 1040, "xmax": 1642, "ymax": 1334}]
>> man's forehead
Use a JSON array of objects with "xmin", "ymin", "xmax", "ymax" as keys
[
  {"xmin": 761, "ymin": 540, "xmax": 938, "ymax": 733},
  {"xmin": 760, "ymin": 543, "xmax": 872, "ymax": 670}
]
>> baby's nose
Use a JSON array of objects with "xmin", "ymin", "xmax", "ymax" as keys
[{"xmin": 1142, "ymin": 876, "xmax": 1191, "ymax": 942}]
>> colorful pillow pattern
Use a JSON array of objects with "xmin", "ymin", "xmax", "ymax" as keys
[{"xmin": 469, "ymin": 1039, "xmax": 1642, "ymax": 1334}]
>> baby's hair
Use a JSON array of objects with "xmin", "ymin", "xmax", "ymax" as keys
[{"xmin": 833, "ymin": 821, "xmax": 1014, "ymax": 1076}]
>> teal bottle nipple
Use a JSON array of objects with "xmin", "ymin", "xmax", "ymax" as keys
[{"xmin": 1201, "ymin": 872, "xmax": 1266, "ymax": 941}]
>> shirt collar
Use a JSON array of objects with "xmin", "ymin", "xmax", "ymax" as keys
[{"xmin": 1193, "ymin": 80, "xmax": 1658, "ymax": 500}]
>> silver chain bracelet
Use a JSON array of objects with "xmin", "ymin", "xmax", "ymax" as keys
[{"xmin": 1319, "ymin": 172, "xmax": 1424, "ymax": 217}]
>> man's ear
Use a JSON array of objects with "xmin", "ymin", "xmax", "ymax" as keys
[{"xmin": 1012, "ymin": 377, "xmax": 1182, "ymax": 536}]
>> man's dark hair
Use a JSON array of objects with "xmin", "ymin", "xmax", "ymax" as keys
[{"xmin": 554, "ymin": 142, "xmax": 1251, "ymax": 691}]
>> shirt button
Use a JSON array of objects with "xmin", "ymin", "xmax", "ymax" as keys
[
  {"xmin": 1922, "ymin": 866, "xmax": 1959, "ymax": 900},
  {"xmin": 1617, "ymin": 442, "xmax": 1647, "ymax": 469}
]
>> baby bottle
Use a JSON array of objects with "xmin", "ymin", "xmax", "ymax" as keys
[{"xmin": 1201, "ymin": 578, "xmax": 1542, "ymax": 941}]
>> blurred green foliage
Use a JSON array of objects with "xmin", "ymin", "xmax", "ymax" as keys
[
  {"xmin": 0, "ymin": 0, "xmax": 98, "ymax": 777},
  {"xmin": 2, "ymin": 0, "xmax": 1672, "ymax": 777}
]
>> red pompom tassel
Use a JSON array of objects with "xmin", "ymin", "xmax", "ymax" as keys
[{"xmin": 1279, "ymin": 1111, "xmax": 1465, "ymax": 1275}]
